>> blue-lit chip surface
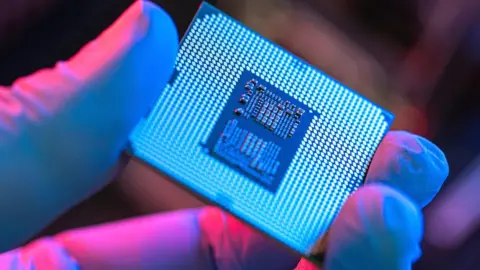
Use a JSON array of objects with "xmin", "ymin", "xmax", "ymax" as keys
[
  {"xmin": 204, "ymin": 71, "xmax": 315, "ymax": 193},
  {"xmin": 130, "ymin": 2, "xmax": 393, "ymax": 263}
]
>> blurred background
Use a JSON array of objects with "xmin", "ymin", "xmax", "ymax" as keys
[{"xmin": 1, "ymin": 0, "xmax": 480, "ymax": 269}]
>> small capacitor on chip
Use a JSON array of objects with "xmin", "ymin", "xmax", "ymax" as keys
[
  {"xmin": 295, "ymin": 108, "xmax": 305, "ymax": 118},
  {"xmin": 234, "ymin": 108, "xmax": 244, "ymax": 115},
  {"xmin": 240, "ymin": 95, "xmax": 249, "ymax": 104}
]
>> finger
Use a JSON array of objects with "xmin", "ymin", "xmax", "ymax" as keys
[
  {"xmin": 9, "ymin": 186, "xmax": 419, "ymax": 270},
  {"xmin": 53, "ymin": 207, "xmax": 297, "ymax": 270},
  {"xmin": 0, "ymin": 239, "xmax": 80, "ymax": 270},
  {"xmin": 53, "ymin": 209, "xmax": 215, "ymax": 270},
  {"xmin": 0, "ymin": 209, "xmax": 211, "ymax": 270},
  {"xmin": 322, "ymin": 184, "xmax": 422, "ymax": 270},
  {"xmin": 295, "ymin": 184, "xmax": 423, "ymax": 270},
  {"xmin": 366, "ymin": 130, "xmax": 449, "ymax": 207},
  {"xmin": 199, "ymin": 207, "xmax": 299, "ymax": 270},
  {"xmin": 0, "ymin": 0, "xmax": 177, "ymax": 250},
  {"xmin": 4, "ymin": 207, "xmax": 298, "ymax": 270}
]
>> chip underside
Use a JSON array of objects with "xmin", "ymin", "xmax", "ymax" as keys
[
  {"xmin": 129, "ymin": 2, "xmax": 393, "ymax": 264},
  {"xmin": 204, "ymin": 71, "xmax": 315, "ymax": 192}
]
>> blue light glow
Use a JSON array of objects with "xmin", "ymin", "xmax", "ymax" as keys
[{"xmin": 130, "ymin": 3, "xmax": 392, "ymax": 256}]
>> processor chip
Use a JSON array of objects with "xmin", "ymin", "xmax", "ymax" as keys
[
  {"xmin": 129, "ymin": 2, "xmax": 394, "ymax": 264},
  {"xmin": 205, "ymin": 71, "xmax": 314, "ymax": 192}
]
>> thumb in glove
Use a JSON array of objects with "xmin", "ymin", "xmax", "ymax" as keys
[{"xmin": 0, "ymin": 0, "xmax": 177, "ymax": 251}]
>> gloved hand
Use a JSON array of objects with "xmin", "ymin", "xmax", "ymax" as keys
[
  {"xmin": 0, "ymin": 131, "xmax": 448, "ymax": 270},
  {"xmin": 0, "ymin": 1, "xmax": 449, "ymax": 270},
  {"xmin": 0, "ymin": 0, "xmax": 177, "ymax": 250}
]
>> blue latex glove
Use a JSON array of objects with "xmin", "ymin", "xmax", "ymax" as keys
[
  {"xmin": 0, "ymin": 1, "xmax": 449, "ymax": 269},
  {"xmin": 0, "ymin": 0, "xmax": 177, "ymax": 250},
  {"xmin": 0, "ymin": 131, "xmax": 448, "ymax": 270}
]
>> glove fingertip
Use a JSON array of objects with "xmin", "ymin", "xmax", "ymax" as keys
[
  {"xmin": 415, "ymin": 135, "xmax": 449, "ymax": 181},
  {"xmin": 138, "ymin": 0, "xmax": 179, "ymax": 84},
  {"xmin": 325, "ymin": 184, "xmax": 423, "ymax": 270},
  {"xmin": 367, "ymin": 131, "xmax": 449, "ymax": 208}
]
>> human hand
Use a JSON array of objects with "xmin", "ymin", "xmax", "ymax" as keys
[
  {"xmin": 0, "ymin": 0, "xmax": 178, "ymax": 251},
  {"xmin": 0, "ymin": 130, "xmax": 448, "ymax": 270}
]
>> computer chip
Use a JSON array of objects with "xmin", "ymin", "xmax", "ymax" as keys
[
  {"xmin": 129, "ymin": 2, "xmax": 393, "ymax": 265},
  {"xmin": 204, "ymin": 71, "xmax": 314, "ymax": 192}
]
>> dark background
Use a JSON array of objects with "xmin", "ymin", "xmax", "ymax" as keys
[{"xmin": 1, "ymin": 0, "xmax": 479, "ymax": 269}]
